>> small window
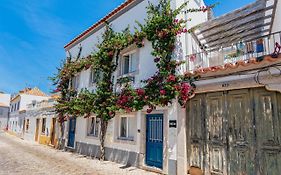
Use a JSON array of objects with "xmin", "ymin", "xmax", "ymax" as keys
[
  {"xmin": 17, "ymin": 101, "xmax": 20, "ymax": 110},
  {"xmin": 71, "ymin": 75, "xmax": 80, "ymax": 89},
  {"xmin": 26, "ymin": 119, "xmax": 30, "ymax": 132},
  {"xmin": 120, "ymin": 52, "xmax": 138, "ymax": 75},
  {"xmin": 87, "ymin": 117, "xmax": 100, "ymax": 137},
  {"xmin": 119, "ymin": 116, "xmax": 135, "ymax": 141},
  {"xmin": 41, "ymin": 118, "xmax": 46, "ymax": 134},
  {"xmin": 0, "ymin": 109, "xmax": 3, "ymax": 115},
  {"xmin": 89, "ymin": 70, "xmax": 102, "ymax": 85}
]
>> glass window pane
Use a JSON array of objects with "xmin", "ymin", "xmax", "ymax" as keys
[
  {"xmin": 123, "ymin": 56, "xmax": 130, "ymax": 74},
  {"xmin": 90, "ymin": 118, "xmax": 95, "ymax": 135},
  {"xmin": 94, "ymin": 118, "xmax": 100, "ymax": 136},
  {"xmin": 130, "ymin": 53, "xmax": 137, "ymax": 72},
  {"xmin": 120, "ymin": 117, "xmax": 127, "ymax": 137}
]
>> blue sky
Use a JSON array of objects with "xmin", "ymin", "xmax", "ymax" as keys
[{"xmin": 0, "ymin": 0, "xmax": 255, "ymax": 94}]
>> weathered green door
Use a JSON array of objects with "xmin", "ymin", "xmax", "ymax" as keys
[
  {"xmin": 187, "ymin": 88, "xmax": 281, "ymax": 175},
  {"xmin": 227, "ymin": 89, "xmax": 255, "ymax": 175},
  {"xmin": 254, "ymin": 88, "xmax": 281, "ymax": 175}
]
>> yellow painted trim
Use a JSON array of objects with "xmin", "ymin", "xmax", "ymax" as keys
[
  {"xmin": 7, "ymin": 130, "xmax": 18, "ymax": 136},
  {"xmin": 39, "ymin": 135, "xmax": 51, "ymax": 145}
]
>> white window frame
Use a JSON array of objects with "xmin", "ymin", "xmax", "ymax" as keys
[
  {"xmin": 87, "ymin": 117, "xmax": 100, "ymax": 137},
  {"xmin": 118, "ymin": 116, "xmax": 134, "ymax": 141},
  {"xmin": 17, "ymin": 101, "xmax": 20, "ymax": 110},
  {"xmin": 89, "ymin": 69, "xmax": 101, "ymax": 86},
  {"xmin": 119, "ymin": 50, "xmax": 138, "ymax": 76}
]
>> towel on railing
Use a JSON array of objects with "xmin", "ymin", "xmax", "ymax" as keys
[
  {"xmin": 246, "ymin": 42, "xmax": 254, "ymax": 53},
  {"xmin": 256, "ymin": 38, "xmax": 264, "ymax": 53}
]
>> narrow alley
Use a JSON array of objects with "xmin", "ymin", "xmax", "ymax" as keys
[{"xmin": 0, "ymin": 131, "xmax": 157, "ymax": 175}]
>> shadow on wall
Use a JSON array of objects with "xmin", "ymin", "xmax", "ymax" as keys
[{"xmin": 75, "ymin": 142, "xmax": 139, "ymax": 167}]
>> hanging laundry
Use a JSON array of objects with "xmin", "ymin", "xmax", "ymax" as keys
[
  {"xmin": 246, "ymin": 42, "xmax": 254, "ymax": 53},
  {"xmin": 189, "ymin": 54, "xmax": 196, "ymax": 62},
  {"xmin": 256, "ymin": 38, "xmax": 264, "ymax": 53}
]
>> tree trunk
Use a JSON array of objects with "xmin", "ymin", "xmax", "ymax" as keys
[{"xmin": 99, "ymin": 119, "xmax": 108, "ymax": 161}]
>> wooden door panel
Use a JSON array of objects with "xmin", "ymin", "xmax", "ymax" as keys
[
  {"xmin": 254, "ymin": 89, "xmax": 281, "ymax": 175},
  {"xmin": 254, "ymin": 89, "xmax": 280, "ymax": 145},
  {"xmin": 187, "ymin": 88, "xmax": 281, "ymax": 175},
  {"xmin": 208, "ymin": 146, "xmax": 225, "ymax": 175},
  {"xmin": 228, "ymin": 89, "xmax": 255, "ymax": 175},
  {"xmin": 187, "ymin": 94, "xmax": 205, "ymax": 169},
  {"xmin": 259, "ymin": 150, "xmax": 281, "ymax": 175},
  {"xmin": 189, "ymin": 144, "xmax": 204, "ymax": 168},
  {"xmin": 206, "ymin": 92, "xmax": 225, "ymax": 142},
  {"xmin": 206, "ymin": 92, "xmax": 227, "ymax": 174},
  {"xmin": 229, "ymin": 146, "xmax": 255, "ymax": 175}
]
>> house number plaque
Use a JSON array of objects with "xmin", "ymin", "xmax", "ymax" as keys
[{"xmin": 169, "ymin": 120, "xmax": 177, "ymax": 128}]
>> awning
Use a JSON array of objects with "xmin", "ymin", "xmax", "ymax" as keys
[{"xmin": 192, "ymin": 0, "xmax": 278, "ymax": 52}]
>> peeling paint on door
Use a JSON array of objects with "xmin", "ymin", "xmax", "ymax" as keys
[{"xmin": 187, "ymin": 88, "xmax": 281, "ymax": 175}]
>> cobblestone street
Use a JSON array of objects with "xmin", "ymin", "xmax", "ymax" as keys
[{"xmin": 0, "ymin": 131, "xmax": 157, "ymax": 175}]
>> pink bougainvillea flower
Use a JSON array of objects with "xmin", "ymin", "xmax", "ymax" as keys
[
  {"xmin": 136, "ymin": 89, "xmax": 145, "ymax": 96},
  {"xmin": 167, "ymin": 74, "xmax": 176, "ymax": 82},
  {"xmin": 160, "ymin": 89, "xmax": 166, "ymax": 95}
]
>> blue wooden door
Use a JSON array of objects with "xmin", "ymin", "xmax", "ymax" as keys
[
  {"xmin": 67, "ymin": 117, "xmax": 76, "ymax": 148},
  {"xmin": 146, "ymin": 114, "xmax": 163, "ymax": 169}
]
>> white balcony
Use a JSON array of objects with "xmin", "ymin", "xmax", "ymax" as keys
[{"xmin": 186, "ymin": 0, "xmax": 280, "ymax": 72}]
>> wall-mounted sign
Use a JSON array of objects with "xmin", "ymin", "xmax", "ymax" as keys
[{"xmin": 169, "ymin": 120, "xmax": 177, "ymax": 128}]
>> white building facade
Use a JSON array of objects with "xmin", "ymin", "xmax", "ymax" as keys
[
  {"xmin": 0, "ymin": 93, "xmax": 11, "ymax": 130},
  {"xmin": 61, "ymin": 0, "xmax": 281, "ymax": 174},
  {"xmin": 62, "ymin": 0, "xmax": 208, "ymax": 174},
  {"xmin": 8, "ymin": 87, "xmax": 49, "ymax": 137},
  {"xmin": 23, "ymin": 98, "xmax": 59, "ymax": 147}
]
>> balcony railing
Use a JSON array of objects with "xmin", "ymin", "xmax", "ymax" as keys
[
  {"xmin": 27, "ymin": 99, "xmax": 55, "ymax": 109},
  {"xmin": 186, "ymin": 31, "xmax": 281, "ymax": 71}
]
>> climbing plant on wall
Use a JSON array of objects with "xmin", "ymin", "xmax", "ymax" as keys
[{"xmin": 52, "ymin": 0, "xmax": 213, "ymax": 160}]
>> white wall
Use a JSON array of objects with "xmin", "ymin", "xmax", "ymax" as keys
[
  {"xmin": 19, "ymin": 94, "xmax": 49, "ymax": 111},
  {"xmin": 0, "ymin": 94, "xmax": 11, "ymax": 128},
  {"xmin": 74, "ymin": 113, "xmax": 139, "ymax": 152},
  {"xmin": 0, "ymin": 93, "xmax": 10, "ymax": 106},
  {"xmin": 63, "ymin": 0, "xmax": 208, "ymax": 173},
  {"xmin": 68, "ymin": 0, "xmax": 207, "ymax": 92},
  {"xmin": 272, "ymin": 0, "xmax": 281, "ymax": 33},
  {"xmin": 24, "ymin": 114, "xmax": 38, "ymax": 141},
  {"xmin": 0, "ymin": 107, "xmax": 9, "ymax": 129}
]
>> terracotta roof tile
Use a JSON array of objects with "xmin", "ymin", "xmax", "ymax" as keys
[
  {"xmin": 187, "ymin": 54, "xmax": 281, "ymax": 77},
  {"xmin": 22, "ymin": 87, "xmax": 47, "ymax": 97}
]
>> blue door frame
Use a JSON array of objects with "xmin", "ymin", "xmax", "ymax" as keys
[
  {"xmin": 67, "ymin": 117, "xmax": 76, "ymax": 148},
  {"xmin": 146, "ymin": 114, "xmax": 163, "ymax": 169}
]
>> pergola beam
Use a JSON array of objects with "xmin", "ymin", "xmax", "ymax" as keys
[
  {"xmin": 208, "ymin": 29, "xmax": 270, "ymax": 52},
  {"xmin": 197, "ymin": 14, "xmax": 272, "ymax": 41},
  {"xmin": 203, "ymin": 21, "xmax": 271, "ymax": 48},
  {"xmin": 194, "ymin": 0, "xmax": 266, "ymax": 34}
]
